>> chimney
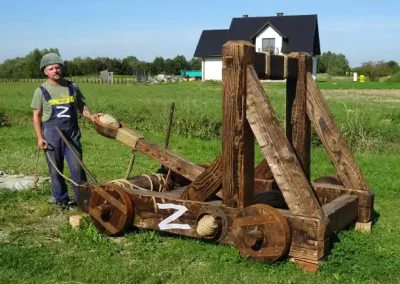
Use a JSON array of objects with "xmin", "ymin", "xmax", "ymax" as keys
[
  {"xmin": 243, "ymin": 11, "xmax": 248, "ymax": 18},
  {"xmin": 277, "ymin": 12, "xmax": 284, "ymax": 16}
]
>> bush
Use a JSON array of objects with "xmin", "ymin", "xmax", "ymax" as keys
[
  {"xmin": 386, "ymin": 71, "xmax": 400, "ymax": 83},
  {"xmin": 358, "ymin": 61, "xmax": 392, "ymax": 81}
]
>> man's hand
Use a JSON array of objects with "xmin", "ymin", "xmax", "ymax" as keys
[
  {"xmin": 37, "ymin": 137, "xmax": 48, "ymax": 150},
  {"xmin": 90, "ymin": 113, "xmax": 104, "ymax": 122}
]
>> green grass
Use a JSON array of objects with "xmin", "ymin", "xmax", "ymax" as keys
[{"xmin": 1, "ymin": 81, "xmax": 400, "ymax": 283}]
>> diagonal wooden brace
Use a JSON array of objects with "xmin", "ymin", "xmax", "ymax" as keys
[{"xmin": 246, "ymin": 65, "xmax": 324, "ymax": 219}]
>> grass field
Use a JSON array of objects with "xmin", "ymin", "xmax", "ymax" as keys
[{"xmin": 1, "ymin": 81, "xmax": 400, "ymax": 283}]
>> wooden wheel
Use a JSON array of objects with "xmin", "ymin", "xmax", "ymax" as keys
[
  {"xmin": 88, "ymin": 183, "xmax": 134, "ymax": 236},
  {"xmin": 232, "ymin": 204, "xmax": 291, "ymax": 263}
]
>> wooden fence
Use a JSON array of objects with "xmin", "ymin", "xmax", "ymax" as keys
[{"xmin": 0, "ymin": 77, "xmax": 136, "ymax": 84}]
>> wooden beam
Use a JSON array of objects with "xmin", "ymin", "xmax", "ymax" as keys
[
  {"xmin": 94, "ymin": 124, "xmax": 205, "ymax": 182},
  {"xmin": 125, "ymin": 188, "xmax": 238, "ymax": 245},
  {"xmin": 306, "ymin": 72, "xmax": 369, "ymax": 190},
  {"xmin": 221, "ymin": 40, "xmax": 255, "ymax": 208},
  {"xmin": 246, "ymin": 65, "xmax": 324, "ymax": 219},
  {"xmin": 254, "ymin": 53, "xmax": 298, "ymax": 80},
  {"xmin": 286, "ymin": 53, "xmax": 311, "ymax": 180},
  {"xmin": 254, "ymin": 159, "xmax": 273, "ymax": 179},
  {"xmin": 252, "ymin": 179, "xmax": 374, "ymax": 223},
  {"xmin": 323, "ymin": 195, "xmax": 359, "ymax": 233},
  {"xmin": 180, "ymin": 154, "xmax": 222, "ymax": 201}
]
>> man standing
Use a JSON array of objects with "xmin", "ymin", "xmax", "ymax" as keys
[{"xmin": 31, "ymin": 53, "xmax": 101, "ymax": 210}]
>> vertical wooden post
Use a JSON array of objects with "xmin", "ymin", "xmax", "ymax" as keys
[
  {"xmin": 222, "ymin": 40, "xmax": 255, "ymax": 208},
  {"xmin": 286, "ymin": 53, "xmax": 312, "ymax": 180}
]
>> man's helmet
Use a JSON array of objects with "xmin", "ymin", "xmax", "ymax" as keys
[{"xmin": 40, "ymin": 53, "xmax": 64, "ymax": 71}]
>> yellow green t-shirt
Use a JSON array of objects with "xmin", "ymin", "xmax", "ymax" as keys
[{"xmin": 30, "ymin": 79, "xmax": 86, "ymax": 122}]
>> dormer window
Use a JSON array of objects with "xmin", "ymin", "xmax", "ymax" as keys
[{"xmin": 262, "ymin": 38, "xmax": 275, "ymax": 54}]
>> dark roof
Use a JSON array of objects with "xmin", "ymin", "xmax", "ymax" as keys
[
  {"xmin": 193, "ymin": 14, "xmax": 320, "ymax": 57},
  {"xmin": 193, "ymin": 29, "xmax": 229, "ymax": 57},
  {"xmin": 251, "ymin": 21, "xmax": 287, "ymax": 40}
]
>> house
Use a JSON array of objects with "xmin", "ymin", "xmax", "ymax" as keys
[{"xmin": 193, "ymin": 12, "xmax": 321, "ymax": 81}]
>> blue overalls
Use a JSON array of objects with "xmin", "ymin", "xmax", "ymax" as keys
[{"xmin": 40, "ymin": 81, "xmax": 87, "ymax": 204}]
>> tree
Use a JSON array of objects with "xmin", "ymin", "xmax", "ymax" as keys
[
  {"xmin": 170, "ymin": 55, "xmax": 189, "ymax": 75},
  {"xmin": 359, "ymin": 61, "xmax": 391, "ymax": 81},
  {"xmin": 189, "ymin": 57, "xmax": 201, "ymax": 70},
  {"xmin": 317, "ymin": 51, "xmax": 350, "ymax": 76},
  {"xmin": 150, "ymin": 56, "xmax": 165, "ymax": 75},
  {"xmin": 387, "ymin": 60, "xmax": 400, "ymax": 75}
]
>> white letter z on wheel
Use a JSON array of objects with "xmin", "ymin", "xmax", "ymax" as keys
[{"xmin": 157, "ymin": 203, "xmax": 191, "ymax": 230}]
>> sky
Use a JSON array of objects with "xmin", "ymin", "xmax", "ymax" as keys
[{"xmin": 0, "ymin": 0, "xmax": 399, "ymax": 67}]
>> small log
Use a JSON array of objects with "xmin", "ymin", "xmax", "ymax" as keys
[
  {"xmin": 306, "ymin": 72, "xmax": 368, "ymax": 190},
  {"xmin": 355, "ymin": 221, "xmax": 372, "ymax": 234},
  {"xmin": 246, "ymin": 65, "xmax": 324, "ymax": 219},
  {"xmin": 243, "ymin": 229, "xmax": 264, "ymax": 247},
  {"xmin": 69, "ymin": 215, "xmax": 84, "ymax": 229},
  {"xmin": 221, "ymin": 40, "xmax": 255, "ymax": 208},
  {"xmin": 180, "ymin": 154, "xmax": 222, "ymax": 201}
]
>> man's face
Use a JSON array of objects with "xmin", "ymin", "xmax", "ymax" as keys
[{"xmin": 44, "ymin": 64, "xmax": 62, "ymax": 81}]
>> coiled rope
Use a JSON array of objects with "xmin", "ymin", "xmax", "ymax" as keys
[
  {"xmin": 196, "ymin": 214, "xmax": 218, "ymax": 237},
  {"xmin": 110, "ymin": 173, "xmax": 168, "ymax": 192}
]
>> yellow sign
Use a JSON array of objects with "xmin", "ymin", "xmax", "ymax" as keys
[{"xmin": 359, "ymin": 75, "xmax": 365, "ymax": 82}]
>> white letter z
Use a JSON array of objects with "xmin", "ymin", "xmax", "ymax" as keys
[{"xmin": 157, "ymin": 203, "xmax": 191, "ymax": 230}]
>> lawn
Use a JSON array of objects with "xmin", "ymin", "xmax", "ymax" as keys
[{"xmin": 1, "ymin": 81, "xmax": 400, "ymax": 283}]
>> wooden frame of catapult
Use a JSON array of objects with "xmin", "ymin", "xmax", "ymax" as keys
[{"xmin": 82, "ymin": 40, "xmax": 374, "ymax": 273}]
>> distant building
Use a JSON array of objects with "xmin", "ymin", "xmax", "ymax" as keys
[{"xmin": 193, "ymin": 13, "xmax": 321, "ymax": 81}]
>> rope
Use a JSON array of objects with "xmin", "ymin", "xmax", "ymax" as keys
[
  {"xmin": 196, "ymin": 214, "xmax": 218, "ymax": 237},
  {"xmin": 110, "ymin": 173, "xmax": 169, "ymax": 192},
  {"xmin": 141, "ymin": 174, "xmax": 154, "ymax": 191},
  {"xmin": 124, "ymin": 150, "xmax": 136, "ymax": 179},
  {"xmin": 45, "ymin": 151, "xmax": 85, "ymax": 187},
  {"xmin": 115, "ymin": 128, "xmax": 144, "ymax": 150},
  {"xmin": 33, "ymin": 149, "xmax": 40, "ymax": 188}
]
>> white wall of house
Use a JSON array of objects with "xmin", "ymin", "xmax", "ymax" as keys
[
  {"xmin": 312, "ymin": 56, "xmax": 317, "ymax": 80},
  {"xmin": 200, "ymin": 54, "xmax": 318, "ymax": 81},
  {"xmin": 202, "ymin": 57, "xmax": 223, "ymax": 81},
  {"xmin": 254, "ymin": 25, "xmax": 283, "ymax": 54}
]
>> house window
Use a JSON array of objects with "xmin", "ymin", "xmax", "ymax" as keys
[{"xmin": 262, "ymin": 38, "xmax": 275, "ymax": 54}]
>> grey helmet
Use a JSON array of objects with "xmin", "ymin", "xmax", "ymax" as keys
[{"xmin": 40, "ymin": 53, "xmax": 64, "ymax": 71}]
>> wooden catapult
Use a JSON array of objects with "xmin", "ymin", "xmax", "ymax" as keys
[{"xmin": 83, "ymin": 41, "xmax": 374, "ymax": 272}]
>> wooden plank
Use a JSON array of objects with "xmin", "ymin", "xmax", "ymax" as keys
[
  {"xmin": 125, "ymin": 188, "xmax": 239, "ymax": 245},
  {"xmin": 180, "ymin": 154, "xmax": 222, "ymax": 201},
  {"xmin": 323, "ymin": 195, "xmax": 359, "ymax": 233},
  {"xmin": 306, "ymin": 72, "xmax": 368, "ymax": 190},
  {"xmin": 246, "ymin": 65, "xmax": 324, "ymax": 219},
  {"xmin": 254, "ymin": 178, "xmax": 274, "ymax": 193},
  {"xmin": 289, "ymin": 239, "xmax": 330, "ymax": 262},
  {"xmin": 286, "ymin": 53, "xmax": 311, "ymax": 180},
  {"xmin": 221, "ymin": 40, "xmax": 255, "ymax": 208},
  {"xmin": 313, "ymin": 182, "xmax": 374, "ymax": 208}
]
